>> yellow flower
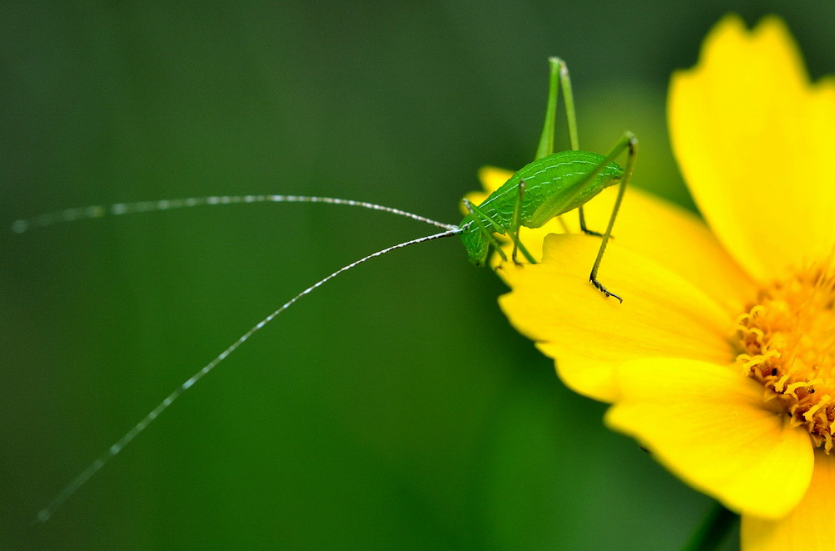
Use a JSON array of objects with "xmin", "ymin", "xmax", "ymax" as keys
[{"xmin": 475, "ymin": 15, "xmax": 835, "ymax": 551}]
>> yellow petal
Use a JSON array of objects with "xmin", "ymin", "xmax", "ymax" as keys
[
  {"xmin": 741, "ymin": 451, "xmax": 835, "ymax": 550},
  {"xmin": 605, "ymin": 358, "xmax": 814, "ymax": 519},
  {"xmin": 478, "ymin": 166, "xmax": 512, "ymax": 195},
  {"xmin": 557, "ymin": 183, "xmax": 754, "ymax": 313},
  {"xmin": 670, "ymin": 15, "xmax": 835, "ymax": 282},
  {"xmin": 498, "ymin": 235, "xmax": 736, "ymax": 402}
]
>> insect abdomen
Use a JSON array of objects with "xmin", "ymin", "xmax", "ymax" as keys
[
  {"xmin": 458, "ymin": 150, "xmax": 623, "ymax": 266},
  {"xmin": 510, "ymin": 151, "xmax": 623, "ymax": 227}
]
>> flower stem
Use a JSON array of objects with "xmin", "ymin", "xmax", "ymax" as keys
[{"xmin": 680, "ymin": 502, "xmax": 738, "ymax": 551}]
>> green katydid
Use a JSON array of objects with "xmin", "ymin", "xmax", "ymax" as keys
[
  {"xmin": 458, "ymin": 58, "xmax": 637, "ymax": 301},
  {"xmin": 16, "ymin": 57, "xmax": 637, "ymax": 522}
]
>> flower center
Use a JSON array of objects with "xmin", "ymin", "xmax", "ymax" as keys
[{"xmin": 735, "ymin": 263, "xmax": 835, "ymax": 452}]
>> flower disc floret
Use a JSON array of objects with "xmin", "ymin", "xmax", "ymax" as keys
[{"xmin": 737, "ymin": 262, "xmax": 835, "ymax": 451}]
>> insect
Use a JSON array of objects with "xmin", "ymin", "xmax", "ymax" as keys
[{"xmin": 15, "ymin": 57, "xmax": 636, "ymax": 523}]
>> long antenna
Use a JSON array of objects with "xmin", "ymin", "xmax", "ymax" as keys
[
  {"xmin": 12, "ymin": 194, "xmax": 458, "ymax": 233},
  {"xmin": 35, "ymin": 227, "xmax": 461, "ymax": 524}
]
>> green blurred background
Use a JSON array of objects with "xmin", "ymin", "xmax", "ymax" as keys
[{"xmin": 3, "ymin": 1, "xmax": 834, "ymax": 550}]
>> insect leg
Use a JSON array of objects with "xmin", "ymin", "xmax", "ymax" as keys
[
  {"xmin": 558, "ymin": 58, "xmax": 579, "ymax": 151},
  {"xmin": 553, "ymin": 58, "xmax": 604, "ymax": 237},
  {"xmin": 510, "ymin": 180, "xmax": 536, "ymax": 264},
  {"xmin": 588, "ymin": 132, "xmax": 639, "ymax": 302},
  {"xmin": 534, "ymin": 58, "xmax": 562, "ymax": 160},
  {"xmin": 462, "ymin": 198, "xmax": 508, "ymax": 262},
  {"xmin": 533, "ymin": 58, "xmax": 571, "ymax": 234}
]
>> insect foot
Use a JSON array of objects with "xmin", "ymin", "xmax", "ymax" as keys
[
  {"xmin": 589, "ymin": 275, "xmax": 623, "ymax": 303},
  {"xmin": 580, "ymin": 228, "xmax": 606, "ymax": 238}
]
